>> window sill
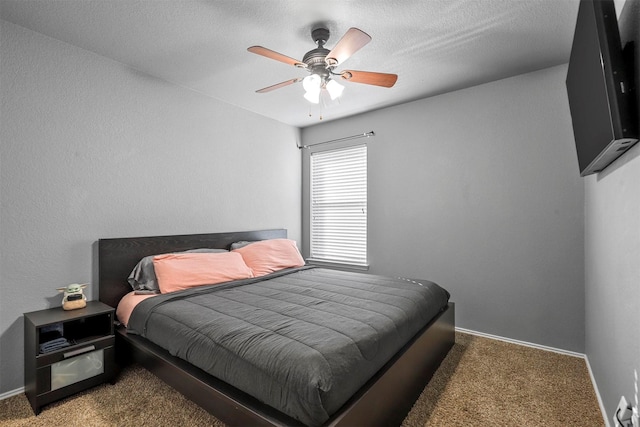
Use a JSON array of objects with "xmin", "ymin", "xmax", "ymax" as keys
[{"xmin": 305, "ymin": 258, "xmax": 370, "ymax": 271}]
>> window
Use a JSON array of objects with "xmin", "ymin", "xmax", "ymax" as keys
[{"xmin": 310, "ymin": 144, "xmax": 367, "ymax": 267}]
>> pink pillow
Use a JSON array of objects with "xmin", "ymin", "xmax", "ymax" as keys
[
  {"xmin": 153, "ymin": 252, "xmax": 254, "ymax": 293},
  {"xmin": 233, "ymin": 239, "xmax": 305, "ymax": 277}
]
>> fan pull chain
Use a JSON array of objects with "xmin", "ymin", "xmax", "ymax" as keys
[{"xmin": 307, "ymin": 106, "xmax": 323, "ymax": 121}]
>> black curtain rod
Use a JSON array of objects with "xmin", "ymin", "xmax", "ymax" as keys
[{"xmin": 298, "ymin": 131, "xmax": 375, "ymax": 149}]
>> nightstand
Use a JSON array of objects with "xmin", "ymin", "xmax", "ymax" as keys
[{"xmin": 23, "ymin": 301, "xmax": 116, "ymax": 415}]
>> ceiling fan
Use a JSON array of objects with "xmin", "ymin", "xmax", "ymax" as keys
[{"xmin": 247, "ymin": 27, "xmax": 398, "ymax": 103}]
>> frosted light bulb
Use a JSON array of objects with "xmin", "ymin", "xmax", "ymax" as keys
[
  {"xmin": 303, "ymin": 74, "xmax": 321, "ymax": 92},
  {"xmin": 302, "ymin": 74, "xmax": 321, "ymax": 104},
  {"xmin": 304, "ymin": 90, "xmax": 320, "ymax": 104},
  {"xmin": 326, "ymin": 79, "xmax": 344, "ymax": 100}
]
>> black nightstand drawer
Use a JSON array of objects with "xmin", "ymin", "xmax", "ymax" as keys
[
  {"xmin": 36, "ymin": 346, "xmax": 114, "ymax": 394},
  {"xmin": 36, "ymin": 335, "xmax": 114, "ymax": 367}
]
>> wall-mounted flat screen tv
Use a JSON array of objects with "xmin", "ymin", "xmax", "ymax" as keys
[{"xmin": 566, "ymin": 0, "xmax": 637, "ymax": 176}]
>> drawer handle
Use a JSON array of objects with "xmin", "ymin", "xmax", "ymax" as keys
[{"xmin": 63, "ymin": 345, "xmax": 95, "ymax": 359}]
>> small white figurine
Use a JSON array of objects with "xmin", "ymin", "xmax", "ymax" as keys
[{"xmin": 57, "ymin": 284, "xmax": 88, "ymax": 310}]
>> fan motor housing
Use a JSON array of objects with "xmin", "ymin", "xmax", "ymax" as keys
[
  {"xmin": 303, "ymin": 27, "xmax": 332, "ymax": 77},
  {"xmin": 303, "ymin": 48, "xmax": 330, "ymax": 69}
]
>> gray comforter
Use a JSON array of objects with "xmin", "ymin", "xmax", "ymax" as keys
[{"xmin": 127, "ymin": 266, "xmax": 449, "ymax": 426}]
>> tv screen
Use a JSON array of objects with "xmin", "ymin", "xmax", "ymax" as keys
[{"xmin": 566, "ymin": 0, "xmax": 637, "ymax": 176}]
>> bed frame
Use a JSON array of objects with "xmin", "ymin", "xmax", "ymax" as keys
[{"xmin": 98, "ymin": 229, "xmax": 455, "ymax": 426}]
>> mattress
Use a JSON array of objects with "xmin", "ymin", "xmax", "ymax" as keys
[{"xmin": 127, "ymin": 266, "xmax": 450, "ymax": 426}]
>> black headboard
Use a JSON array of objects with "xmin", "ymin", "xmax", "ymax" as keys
[{"xmin": 98, "ymin": 229, "xmax": 287, "ymax": 309}]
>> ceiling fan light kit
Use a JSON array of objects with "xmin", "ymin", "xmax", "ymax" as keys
[
  {"xmin": 302, "ymin": 74, "xmax": 344, "ymax": 104},
  {"xmin": 248, "ymin": 26, "xmax": 397, "ymax": 107}
]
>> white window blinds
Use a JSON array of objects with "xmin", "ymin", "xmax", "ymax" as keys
[{"xmin": 310, "ymin": 144, "xmax": 367, "ymax": 266}]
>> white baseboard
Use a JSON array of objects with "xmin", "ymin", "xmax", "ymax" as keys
[
  {"xmin": 0, "ymin": 386, "xmax": 24, "ymax": 401},
  {"xmin": 455, "ymin": 327, "xmax": 584, "ymax": 357},
  {"xmin": 585, "ymin": 355, "xmax": 611, "ymax": 427},
  {"xmin": 456, "ymin": 327, "xmax": 608, "ymax": 426}
]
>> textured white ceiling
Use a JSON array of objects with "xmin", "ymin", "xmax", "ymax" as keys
[{"xmin": 0, "ymin": 0, "xmax": 580, "ymax": 128}]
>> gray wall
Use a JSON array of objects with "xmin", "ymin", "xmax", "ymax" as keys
[
  {"xmin": 0, "ymin": 21, "xmax": 301, "ymax": 394},
  {"xmin": 302, "ymin": 64, "xmax": 585, "ymax": 353},
  {"xmin": 585, "ymin": 0, "xmax": 640, "ymax": 422}
]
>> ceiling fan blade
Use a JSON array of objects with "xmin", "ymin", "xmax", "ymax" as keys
[
  {"xmin": 247, "ymin": 46, "xmax": 306, "ymax": 68},
  {"xmin": 340, "ymin": 70, "xmax": 398, "ymax": 88},
  {"xmin": 255, "ymin": 78, "xmax": 302, "ymax": 93},
  {"xmin": 325, "ymin": 28, "xmax": 372, "ymax": 67}
]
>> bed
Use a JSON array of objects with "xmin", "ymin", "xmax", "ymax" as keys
[{"xmin": 98, "ymin": 229, "xmax": 455, "ymax": 426}]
